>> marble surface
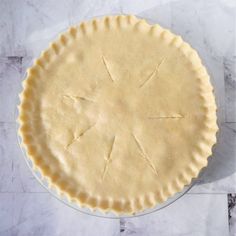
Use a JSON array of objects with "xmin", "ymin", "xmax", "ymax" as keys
[
  {"xmin": 229, "ymin": 194, "xmax": 236, "ymax": 236},
  {"xmin": 0, "ymin": 0, "xmax": 235, "ymax": 235}
]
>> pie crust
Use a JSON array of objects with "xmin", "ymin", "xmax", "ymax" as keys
[{"xmin": 18, "ymin": 15, "xmax": 218, "ymax": 214}]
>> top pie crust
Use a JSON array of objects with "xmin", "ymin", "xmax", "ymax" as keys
[{"xmin": 18, "ymin": 15, "xmax": 218, "ymax": 214}]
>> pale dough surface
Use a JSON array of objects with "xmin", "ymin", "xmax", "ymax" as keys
[{"xmin": 19, "ymin": 15, "xmax": 218, "ymax": 214}]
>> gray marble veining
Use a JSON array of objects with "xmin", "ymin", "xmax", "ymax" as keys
[
  {"xmin": 225, "ymin": 56, "xmax": 236, "ymax": 122},
  {"xmin": 228, "ymin": 194, "xmax": 236, "ymax": 236},
  {"xmin": 0, "ymin": 123, "xmax": 46, "ymax": 193},
  {"xmin": 0, "ymin": 57, "xmax": 22, "ymax": 122},
  {"xmin": 0, "ymin": 193, "xmax": 120, "ymax": 236},
  {"xmin": 120, "ymin": 194, "xmax": 229, "ymax": 236}
]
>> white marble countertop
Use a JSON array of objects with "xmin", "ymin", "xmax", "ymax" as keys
[{"xmin": 0, "ymin": 0, "xmax": 235, "ymax": 235}]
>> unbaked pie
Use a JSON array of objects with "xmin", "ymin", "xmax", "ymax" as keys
[{"xmin": 18, "ymin": 15, "xmax": 218, "ymax": 214}]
